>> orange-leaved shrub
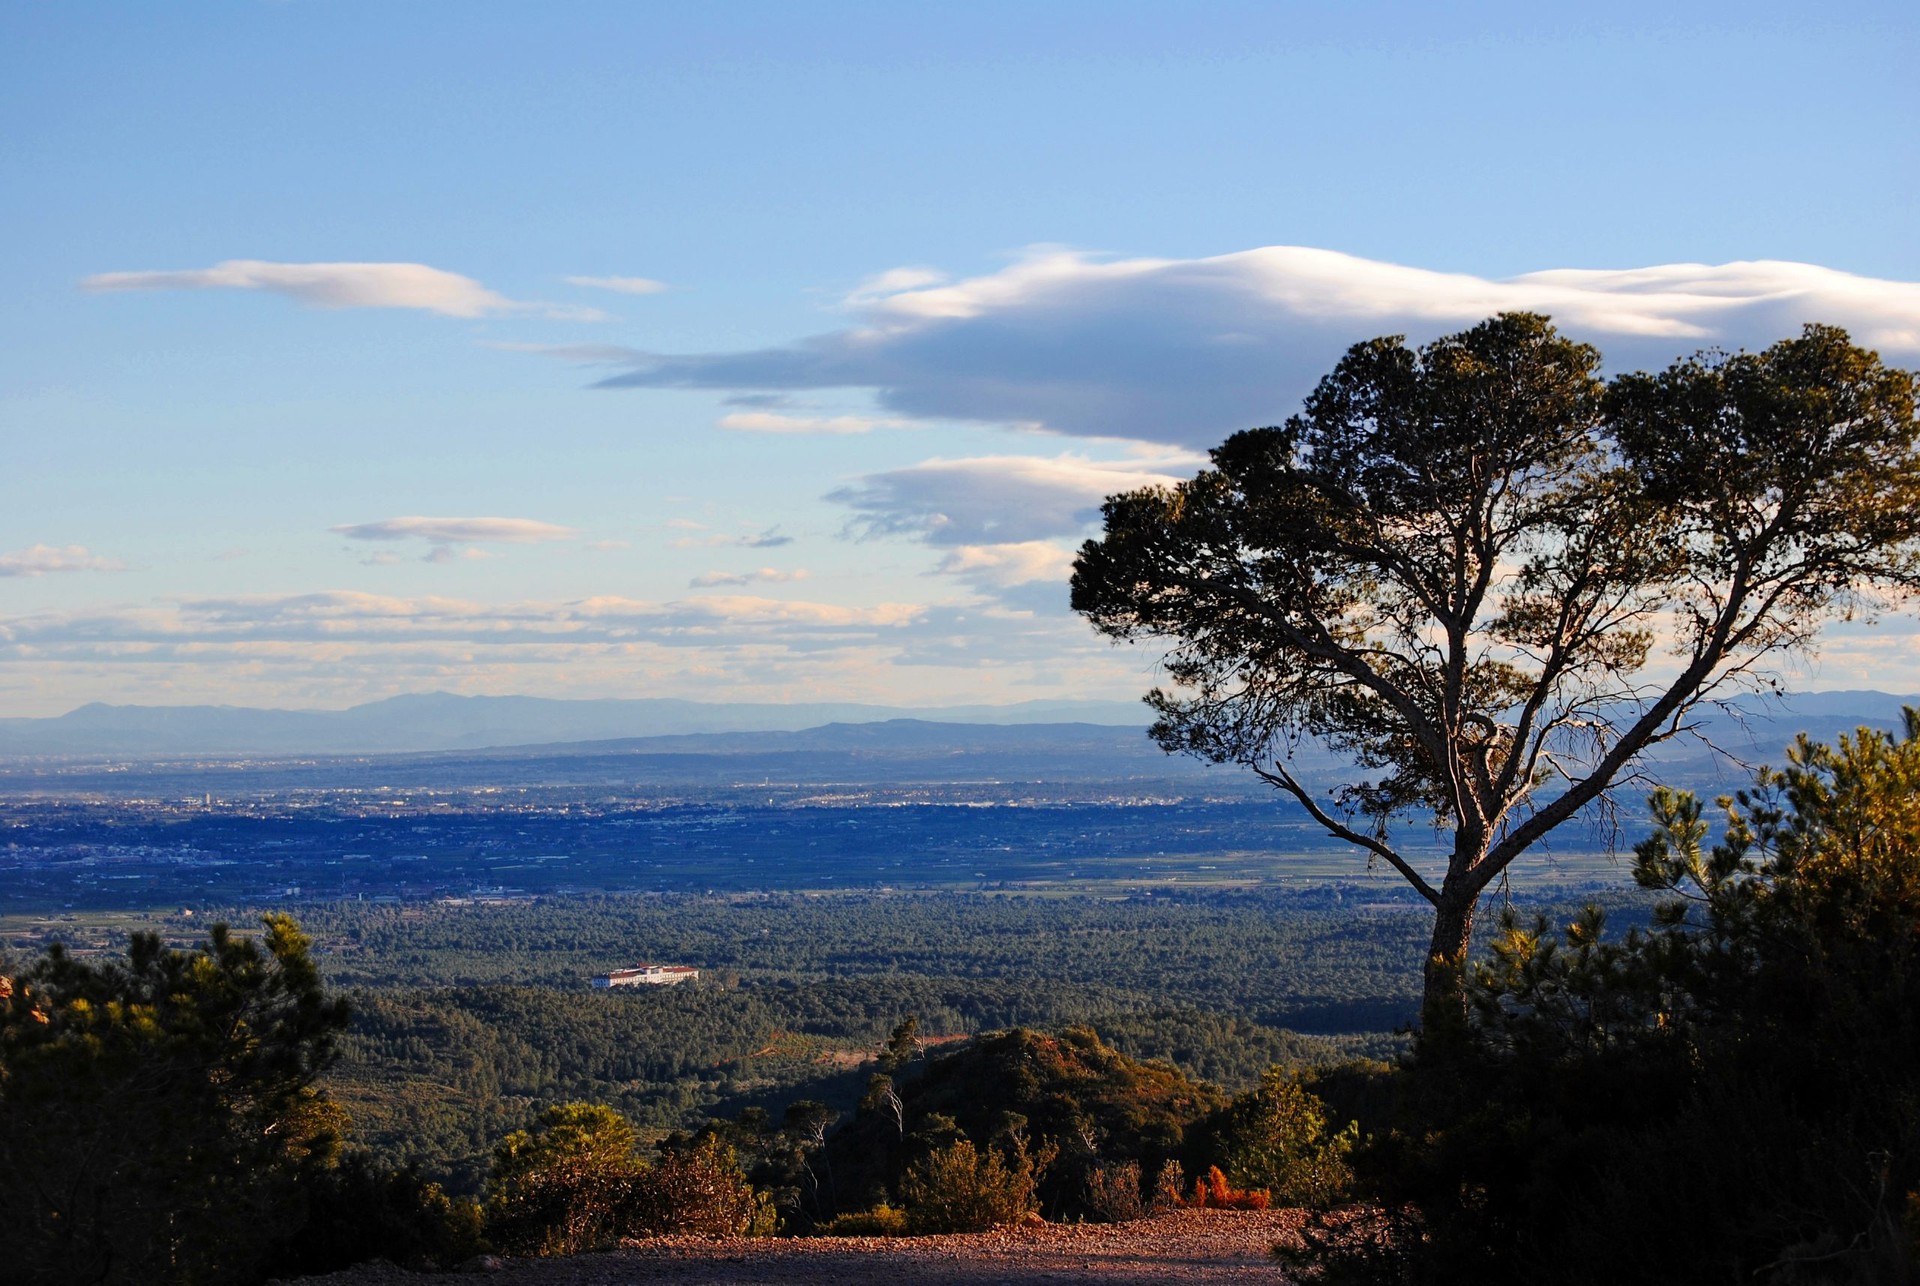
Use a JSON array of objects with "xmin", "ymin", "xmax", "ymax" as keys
[{"xmin": 1183, "ymin": 1165, "xmax": 1270, "ymax": 1210}]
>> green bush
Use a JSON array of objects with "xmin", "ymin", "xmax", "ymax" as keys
[
  {"xmin": 485, "ymin": 1102, "xmax": 641, "ymax": 1256},
  {"xmin": 1213, "ymin": 1069, "xmax": 1356, "ymax": 1206},
  {"xmin": 816, "ymin": 1203, "xmax": 911, "ymax": 1236},
  {"xmin": 901, "ymin": 1137, "xmax": 1050, "ymax": 1233}
]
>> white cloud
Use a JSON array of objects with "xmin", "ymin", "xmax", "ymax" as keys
[
  {"xmin": 0, "ymin": 544, "xmax": 125, "ymax": 578},
  {"xmin": 84, "ymin": 260, "xmax": 603, "ymax": 320},
  {"xmin": 330, "ymin": 516, "xmax": 578, "ymax": 544},
  {"xmin": 717, "ymin": 411, "xmax": 914, "ymax": 435},
  {"xmin": 565, "ymin": 274, "xmax": 668, "ymax": 295},
  {"xmin": 690, "ymin": 567, "xmax": 809, "ymax": 588},
  {"xmin": 827, "ymin": 451, "xmax": 1204, "ymax": 545},
  {"xmin": 933, "ymin": 541, "xmax": 1078, "ymax": 588},
  {"xmin": 592, "ymin": 246, "xmax": 1920, "ymax": 447},
  {"xmin": 844, "ymin": 266, "xmax": 947, "ymax": 305},
  {"xmin": 930, "ymin": 541, "xmax": 1080, "ymax": 615}
]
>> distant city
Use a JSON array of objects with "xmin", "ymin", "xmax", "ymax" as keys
[{"xmin": 5, "ymin": 690, "xmax": 1914, "ymax": 919}]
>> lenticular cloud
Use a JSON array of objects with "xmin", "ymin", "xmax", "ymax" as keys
[
  {"xmin": 596, "ymin": 247, "xmax": 1920, "ymax": 447},
  {"xmin": 84, "ymin": 260, "xmax": 599, "ymax": 320}
]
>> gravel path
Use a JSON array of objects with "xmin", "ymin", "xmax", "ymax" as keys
[{"xmin": 290, "ymin": 1209, "xmax": 1306, "ymax": 1285}]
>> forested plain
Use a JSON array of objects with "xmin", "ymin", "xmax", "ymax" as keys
[{"xmin": 132, "ymin": 886, "xmax": 1646, "ymax": 1193}]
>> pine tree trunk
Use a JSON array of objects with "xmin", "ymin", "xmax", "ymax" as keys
[{"xmin": 1420, "ymin": 892, "xmax": 1478, "ymax": 1048}]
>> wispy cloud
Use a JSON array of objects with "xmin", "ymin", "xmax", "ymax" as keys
[
  {"xmin": 485, "ymin": 341, "xmax": 650, "ymax": 363},
  {"xmin": 0, "ymin": 544, "xmax": 125, "ymax": 578},
  {"xmin": 827, "ymin": 451, "xmax": 1203, "ymax": 545},
  {"xmin": 844, "ymin": 266, "xmax": 947, "ymax": 305},
  {"xmin": 565, "ymin": 274, "xmax": 667, "ymax": 295},
  {"xmin": 717, "ymin": 411, "xmax": 913, "ymax": 435},
  {"xmin": 84, "ymin": 260, "xmax": 604, "ymax": 320},
  {"xmin": 589, "ymin": 247, "xmax": 1920, "ymax": 446},
  {"xmin": 690, "ymin": 567, "xmax": 809, "ymax": 588},
  {"xmin": 330, "ymin": 516, "xmax": 578, "ymax": 544}
]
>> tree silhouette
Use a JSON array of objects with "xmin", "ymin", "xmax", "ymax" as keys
[
  {"xmin": 1073, "ymin": 314, "xmax": 1920, "ymax": 1030},
  {"xmin": 0, "ymin": 915, "xmax": 349, "ymax": 1285}
]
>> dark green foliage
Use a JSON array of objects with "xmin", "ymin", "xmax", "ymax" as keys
[
  {"xmin": 1073, "ymin": 316, "xmax": 1920, "ymax": 1024},
  {"xmin": 272, "ymin": 1153, "xmax": 487, "ymax": 1275},
  {"xmin": 1338, "ymin": 714, "xmax": 1920, "ymax": 1285},
  {"xmin": 0, "ymin": 915, "xmax": 349, "ymax": 1286}
]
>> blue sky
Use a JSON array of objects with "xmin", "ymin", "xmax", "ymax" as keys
[{"xmin": 3, "ymin": 2, "xmax": 1917, "ymax": 715}]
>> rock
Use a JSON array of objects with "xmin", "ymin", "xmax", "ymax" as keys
[{"xmin": 457, "ymin": 1254, "xmax": 508, "ymax": 1272}]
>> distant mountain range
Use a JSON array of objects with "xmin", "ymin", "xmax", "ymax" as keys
[
  {"xmin": 0, "ymin": 692, "xmax": 1152, "ymax": 758},
  {"xmin": 0, "ymin": 689, "xmax": 1912, "ymax": 767}
]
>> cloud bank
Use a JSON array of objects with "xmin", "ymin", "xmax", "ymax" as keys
[
  {"xmin": 0, "ymin": 590, "xmax": 927, "ymax": 669},
  {"xmin": 594, "ymin": 247, "xmax": 1920, "ymax": 446},
  {"xmin": 85, "ymin": 260, "xmax": 601, "ymax": 320}
]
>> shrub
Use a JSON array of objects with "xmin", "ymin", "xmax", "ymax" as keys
[
  {"xmin": 1151, "ymin": 1160, "xmax": 1188, "ymax": 1212},
  {"xmin": 484, "ymin": 1103, "xmax": 640, "ymax": 1256},
  {"xmin": 622, "ymin": 1136, "xmax": 768, "ymax": 1238},
  {"xmin": 1184, "ymin": 1165, "xmax": 1269, "ymax": 1210},
  {"xmin": 1215, "ymin": 1070, "xmax": 1357, "ymax": 1206},
  {"xmin": 486, "ymin": 1105, "xmax": 769, "ymax": 1253},
  {"xmin": 815, "ymin": 1204, "xmax": 911, "ymax": 1236},
  {"xmin": 901, "ymin": 1137, "xmax": 1051, "ymax": 1233},
  {"xmin": 273, "ymin": 1152, "xmax": 487, "ymax": 1275},
  {"xmin": 1083, "ymin": 1160, "xmax": 1147, "ymax": 1223}
]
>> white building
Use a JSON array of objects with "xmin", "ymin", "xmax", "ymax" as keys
[{"xmin": 592, "ymin": 964, "xmax": 698, "ymax": 988}]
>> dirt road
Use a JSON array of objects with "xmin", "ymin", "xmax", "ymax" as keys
[{"xmin": 291, "ymin": 1208, "xmax": 1305, "ymax": 1285}]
